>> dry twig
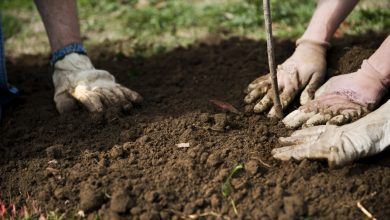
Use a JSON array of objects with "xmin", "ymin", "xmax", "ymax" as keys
[{"xmin": 357, "ymin": 201, "xmax": 377, "ymax": 220}]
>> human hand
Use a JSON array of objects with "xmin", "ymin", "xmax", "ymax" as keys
[
  {"xmin": 283, "ymin": 60, "xmax": 389, "ymax": 128},
  {"xmin": 53, "ymin": 53, "xmax": 143, "ymax": 113},
  {"xmin": 273, "ymin": 100, "xmax": 390, "ymax": 167},
  {"xmin": 244, "ymin": 39, "xmax": 328, "ymax": 118}
]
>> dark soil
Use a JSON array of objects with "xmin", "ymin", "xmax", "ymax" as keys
[{"xmin": 1, "ymin": 33, "xmax": 390, "ymax": 219}]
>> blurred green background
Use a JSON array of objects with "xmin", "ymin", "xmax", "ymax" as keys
[{"xmin": 1, "ymin": 0, "xmax": 389, "ymax": 58}]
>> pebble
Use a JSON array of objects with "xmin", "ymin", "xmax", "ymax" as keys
[
  {"xmin": 212, "ymin": 113, "xmax": 227, "ymax": 131},
  {"xmin": 245, "ymin": 160, "xmax": 260, "ymax": 175}
]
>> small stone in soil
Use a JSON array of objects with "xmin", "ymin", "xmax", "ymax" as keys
[
  {"xmin": 245, "ymin": 160, "xmax": 260, "ymax": 175},
  {"xmin": 212, "ymin": 113, "xmax": 228, "ymax": 131}
]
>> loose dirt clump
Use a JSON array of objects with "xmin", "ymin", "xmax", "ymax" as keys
[{"xmin": 1, "ymin": 34, "xmax": 390, "ymax": 219}]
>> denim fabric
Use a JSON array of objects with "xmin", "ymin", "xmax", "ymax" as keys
[{"xmin": 0, "ymin": 14, "xmax": 19, "ymax": 118}]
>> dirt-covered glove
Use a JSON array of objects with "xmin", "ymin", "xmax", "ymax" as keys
[
  {"xmin": 244, "ymin": 39, "xmax": 329, "ymax": 118},
  {"xmin": 283, "ymin": 60, "xmax": 389, "ymax": 128},
  {"xmin": 273, "ymin": 99, "xmax": 390, "ymax": 167},
  {"xmin": 53, "ymin": 53, "xmax": 143, "ymax": 113}
]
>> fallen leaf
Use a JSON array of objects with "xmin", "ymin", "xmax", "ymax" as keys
[{"xmin": 209, "ymin": 100, "xmax": 240, "ymax": 114}]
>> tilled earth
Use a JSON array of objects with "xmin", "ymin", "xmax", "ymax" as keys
[{"xmin": 1, "ymin": 34, "xmax": 390, "ymax": 219}]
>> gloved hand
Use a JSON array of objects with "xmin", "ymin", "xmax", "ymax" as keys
[
  {"xmin": 244, "ymin": 39, "xmax": 329, "ymax": 117},
  {"xmin": 283, "ymin": 60, "xmax": 389, "ymax": 128},
  {"xmin": 53, "ymin": 53, "xmax": 143, "ymax": 113},
  {"xmin": 273, "ymin": 99, "xmax": 390, "ymax": 167}
]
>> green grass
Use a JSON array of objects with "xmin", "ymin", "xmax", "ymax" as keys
[{"xmin": 1, "ymin": 0, "xmax": 389, "ymax": 57}]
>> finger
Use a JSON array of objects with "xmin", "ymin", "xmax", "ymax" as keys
[
  {"xmin": 253, "ymin": 94, "xmax": 273, "ymax": 113},
  {"xmin": 300, "ymin": 72, "xmax": 325, "ymax": 105},
  {"xmin": 54, "ymin": 92, "xmax": 78, "ymax": 114},
  {"xmin": 290, "ymin": 125, "xmax": 327, "ymax": 137},
  {"xmin": 93, "ymin": 88, "xmax": 111, "ymax": 106},
  {"xmin": 272, "ymin": 145, "xmax": 298, "ymax": 157},
  {"xmin": 279, "ymin": 135, "xmax": 318, "ymax": 146},
  {"xmin": 268, "ymin": 88, "xmax": 297, "ymax": 118},
  {"xmin": 327, "ymin": 147, "xmax": 346, "ymax": 168},
  {"xmin": 120, "ymin": 86, "xmax": 143, "ymax": 103},
  {"xmin": 303, "ymin": 113, "xmax": 332, "ymax": 127},
  {"xmin": 327, "ymin": 114, "xmax": 351, "ymax": 126},
  {"xmin": 73, "ymin": 86, "xmax": 103, "ymax": 112},
  {"xmin": 282, "ymin": 109, "xmax": 316, "ymax": 129},
  {"xmin": 244, "ymin": 82, "xmax": 269, "ymax": 103},
  {"xmin": 273, "ymin": 143, "xmax": 330, "ymax": 161},
  {"xmin": 100, "ymin": 88, "xmax": 121, "ymax": 105},
  {"xmin": 111, "ymin": 87, "xmax": 128, "ymax": 104},
  {"xmin": 246, "ymin": 75, "xmax": 269, "ymax": 92}
]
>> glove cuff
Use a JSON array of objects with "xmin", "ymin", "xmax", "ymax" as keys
[
  {"xmin": 51, "ymin": 43, "xmax": 87, "ymax": 66},
  {"xmin": 362, "ymin": 59, "xmax": 390, "ymax": 88},
  {"xmin": 296, "ymin": 38, "xmax": 331, "ymax": 50}
]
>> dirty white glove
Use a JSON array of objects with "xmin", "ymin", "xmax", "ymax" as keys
[
  {"xmin": 244, "ymin": 39, "xmax": 329, "ymax": 118},
  {"xmin": 53, "ymin": 53, "xmax": 142, "ymax": 113},
  {"xmin": 283, "ymin": 60, "xmax": 389, "ymax": 128},
  {"xmin": 273, "ymin": 100, "xmax": 390, "ymax": 167}
]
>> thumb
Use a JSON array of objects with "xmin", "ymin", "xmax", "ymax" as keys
[
  {"xmin": 54, "ymin": 92, "xmax": 78, "ymax": 114},
  {"xmin": 300, "ymin": 72, "xmax": 325, "ymax": 105}
]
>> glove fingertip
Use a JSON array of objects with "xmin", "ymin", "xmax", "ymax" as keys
[{"xmin": 54, "ymin": 93, "xmax": 78, "ymax": 114}]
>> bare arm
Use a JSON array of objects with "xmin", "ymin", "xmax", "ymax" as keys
[
  {"xmin": 301, "ymin": 0, "xmax": 359, "ymax": 42},
  {"xmin": 34, "ymin": 0, "xmax": 82, "ymax": 53}
]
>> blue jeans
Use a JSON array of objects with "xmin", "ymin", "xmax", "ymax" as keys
[{"xmin": 0, "ymin": 15, "xmax": 18, "ymax": 118}]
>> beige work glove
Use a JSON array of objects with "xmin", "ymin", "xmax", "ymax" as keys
[
  {"xmin": 283, "ymin": 60, "xmax": 389, "ymax": 128},
  {"xmin": 244, "ymin": 39, "xmax": 329, "ymax": 118},
  {"xmin": 273, "ymin": 99, "xmax": 390, "ymax": 167},
  {"xmin": 53, "ymin": 53, "xmax": 143, "ymax": 113}
]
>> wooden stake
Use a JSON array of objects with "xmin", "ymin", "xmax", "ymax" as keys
[{"xmin": 262, "ymin": 0, "xmax": 283, "ymax": 118}]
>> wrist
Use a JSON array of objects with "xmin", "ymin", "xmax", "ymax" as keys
[
  {"xmin": 51, "ymin": 43, "xmax": 87, "ymax": 65},
  {"xmin": 295, "ymin": 38, "xmax": 329, "ymax": 57}
]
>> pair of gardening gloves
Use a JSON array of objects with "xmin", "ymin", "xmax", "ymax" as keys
[{"xmin": 245, "ymin": 37, "xmax": 390, "ymax": 167}]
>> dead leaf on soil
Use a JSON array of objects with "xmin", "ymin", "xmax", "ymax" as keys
[{"xmin": 209, "ymin": 99, "xmax": 241, "ymax": 115}]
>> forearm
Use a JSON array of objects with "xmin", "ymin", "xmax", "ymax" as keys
[
  {"xmin": 34, "ymin": 0, "xmax": 82, "ymax": 53},
  {"xmin": 367, "ymin": 35, "xmax": 390, "ymax": 79},
  {"xmin": 301, "ymin": 0, "xmax": 359, "ymax": 43}
]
